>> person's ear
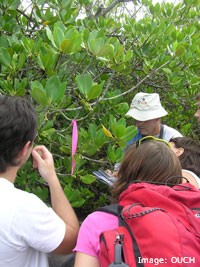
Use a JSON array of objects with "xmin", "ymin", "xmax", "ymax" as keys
[
  {"xmin": 19, "ymin": 141, "xmax": 32, "ymax": 157},
  {"xmin": 15, "ymin": 141, "xmax": 32, "ymax": 165},
  {"xmin": 176, "ymin": 147, "xmax": 184, "ymax": 157}
]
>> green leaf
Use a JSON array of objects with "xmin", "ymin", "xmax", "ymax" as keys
[
  {"xmin": 175, "ymin": 45, "xmax": 186, "ymax": 56},
  {"xmin": 154, "ymin": 3, "xmax": 160, "ymax": 13},
  {"xmin": 114, "ymin": 45, "xmax": 124, "ymax": 60},
  {"xmin": 94, "ymin": 130, "xmax": 107, "ymax": 147},
  {"xmin": 70, "ymin": 199, "xmax": 85, "ymax": 208},
  {"xmin": 115, "ymin": 147, "xmax": 123, "ymax": 162},
  {"xmin": 37, "ymin": 49, "xmax": 58, "ymax": 71},
  {"xmin": 34, "ymin": 186, "xmax": 49, "ymax": 201},
  {"xmin": 96, "ymin": 57, "xmax": 109, "ymax": 62},
  {"xmin": 31, "ymin": 81, "xmax": 48, "ymax": 106},
  {"xmin": 45, "ymin": 76, "xmax": 66, "ymax": 103},
  {"xmin": 61, "ymin": 37, "xmax": 82, "ymax": 54},
  {"xmin": 122, "ymin": 126, "xmax": 137, "ymax": 142},
  {"xmin": 107, "ymin": 145, "xmax": 116, "ymax": 162},
  {"xmin": 114, "ymin": 102, "xmax": 129, "ymax": 114},
  {"xmin": 46, "ymin": 26, "xmax": 57, "ymax": 48},
  {"xmin": 113, "ymin": 125, "xmax": 126, "ymax": 138},
  {"xmin": 55, "ymin": 83, "xmax": 66, "ymax": 103},
  {"xmin": 21, "ymin": 37, "xmax": 35, "ymax": 55},
  {"xmin": 64, "ymin": 187, "xmax": 85, "ymax": 207},
  {"xmin": 40, "ymin": 128, "xmax": 56, "ymax": 139},
  {"xmin": 41, "ymin": 120, "xmax": 54, "ymax": 131},
  {"xmin": 162, "ymin": 68, "xmax": 172, "ymax": 74},
  {"xmin": 62, "ymin": 29, "xmax": 82, "ymax": 54},
  {"xmin": 88, "ymin": 30, "xmax": 99, "ymax": 41},
  {"xmin": 61, "ymin": 39, "xmax": 72, "ymax": 53},
  {"xmin": 88, "ymin": 124, "xmax": 97, "ymax": 138},
  {"xmin": 7, "ymin": 0, "xmax": 20, "ymax": 8},
  {"xmin": 17, "ymin": 52, "xmax": 26, "ymax": 70},
  {"xmin": 0, "ymin": 47, "xmax": 11, "ymax": 67},
  {"xmin": 124, "ymin": 50, "xmax": 133, "ymax": 62},
  {"xmin": 60, "ymin": 145, "xmax": 71, "ymax": 154},
  {"xmin": 87, "ymin": 84, "xmax": 102, "ymax": 100},
  {"xmin": 14, "ymin": 78, "xmax": 27, "ymax": 96},
  {"xmin": 81, "ymin": 143, "xmax": 98, "ymax": 156},
  {"xmin": 80, "ymin": 174, "xmax": 96, "ymax": 184},
  {"xmin": 76, "ymin": 74, "xmax": 93, "ymax": 97},
  {"xmin": 99, "ymin": 44, "xmax": 114, "ymax": 58},
  {"xmin": 0, "ymin": 36, "xmax": 9, "ymax": 48},
  {"xmin": 53, "ymin": 26, "xmax": 65, "ymax": 49},
  {"xmin": 88, "ymin": 38, "xmax": 104, "ymax": 56}
]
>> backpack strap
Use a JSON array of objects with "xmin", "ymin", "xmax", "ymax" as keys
[
  {"xmin": 97, "ymin": 204, "xmax": 125, "ymax": 226},
  {"xmin": 97, "ymin": 204, "xmax": 122, "ymax": 216},
  {"xmin": 97, "ymin": 204, "xmax": 144, "ymax": 267}
]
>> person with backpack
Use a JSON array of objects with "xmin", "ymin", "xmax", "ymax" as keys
[
  {"xmin": 169, "ymin": 136, "xmax": 200, "ymax": 189},
  {"xmin": 0, "ymin": 96, "xmax": 79, "ymax": 267},
  {"xmin": 74, "ymin": 136, "xmax": 200, "ymax": 267}
]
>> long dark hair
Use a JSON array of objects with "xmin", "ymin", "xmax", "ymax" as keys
[
  {"xmin": 170, "ymin": 137, "xmax": 200, "ymax": 177},
  {"xmin": 112, "ymin": 140, "xmax": 182, "ymax": 202}
]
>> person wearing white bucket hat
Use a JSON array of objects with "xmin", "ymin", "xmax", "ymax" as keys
[{"xmin": 126, "ymin": 92, "xmax": 182, "ymax": 146}]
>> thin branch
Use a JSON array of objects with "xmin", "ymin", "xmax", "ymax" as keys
[
  {"xmin": 59, "ymin": 110, "xmax": 73, "ymax": 121},
  {"xmin": 95, "ymin": 0, "xmax": 133, "ymax": 18},
  {"xmin": 62, "ymin": 59, "xmax": 171, "ymax": 113},
  {"xmin": 62, "ymin": 73, "xmax": 114, "ymax": 112},
  {"xmin": 81, "ymin": 155, "xmax": 108, "ymax": 164},
  {"xmin": 101, "ymin": 59, "xmax": 173, "ymax": 101}
]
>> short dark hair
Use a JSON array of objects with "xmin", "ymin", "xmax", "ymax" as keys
[
  {"xmin": 0, "ymin": 95, "xmax": 37, "ymax": 172},
  {"xmin": 170, "ymin": 137, "xmax": 200, "ymax": 177},
  {"xmin": 112, "ymin": 140, "xmax": 182, "ymax": 202}
]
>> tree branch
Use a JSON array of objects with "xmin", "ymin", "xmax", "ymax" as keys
[
  {"xmin": 101, "ymin": 59, "xmax": 173, "ymax": 101},
  {"xmin": 95, "ymin": 0, "xmax": 133, "ymax": 18}
]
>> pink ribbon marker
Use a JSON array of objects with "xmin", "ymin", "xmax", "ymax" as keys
[{"xmin": 71, "ymin": 119, "xmax": 78, "ymax": 175}]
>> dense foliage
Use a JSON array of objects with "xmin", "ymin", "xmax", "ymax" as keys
[{"xmin": 0, "ymin": 0, "xmax": 200, "ymax": 217}]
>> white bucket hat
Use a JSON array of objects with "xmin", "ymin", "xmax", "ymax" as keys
[{"xmin": 126, "ymin": 92, "xmax": 168, "ymax": 121}]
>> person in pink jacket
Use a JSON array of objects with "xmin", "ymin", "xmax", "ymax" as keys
[{"xmin": 74, "ymin": 136, "xmax": 194, "ymax": 267}]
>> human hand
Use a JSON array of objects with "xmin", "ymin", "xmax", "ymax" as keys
[
  {"xmin": 32, "ymin": 145, "xmax": 57, "ymax": 184},
  {"xmin": 105, "ymin": 169, "xmax": 118, "ymax": 178}
]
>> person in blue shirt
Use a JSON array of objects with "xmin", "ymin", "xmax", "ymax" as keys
[
  {"xmin": 126, "ymin": 92, "xmax": 182, "ymax": 146},
  {"xmin": 107, "ymin": 92, "xmax": 183, "ymax": 176}
]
